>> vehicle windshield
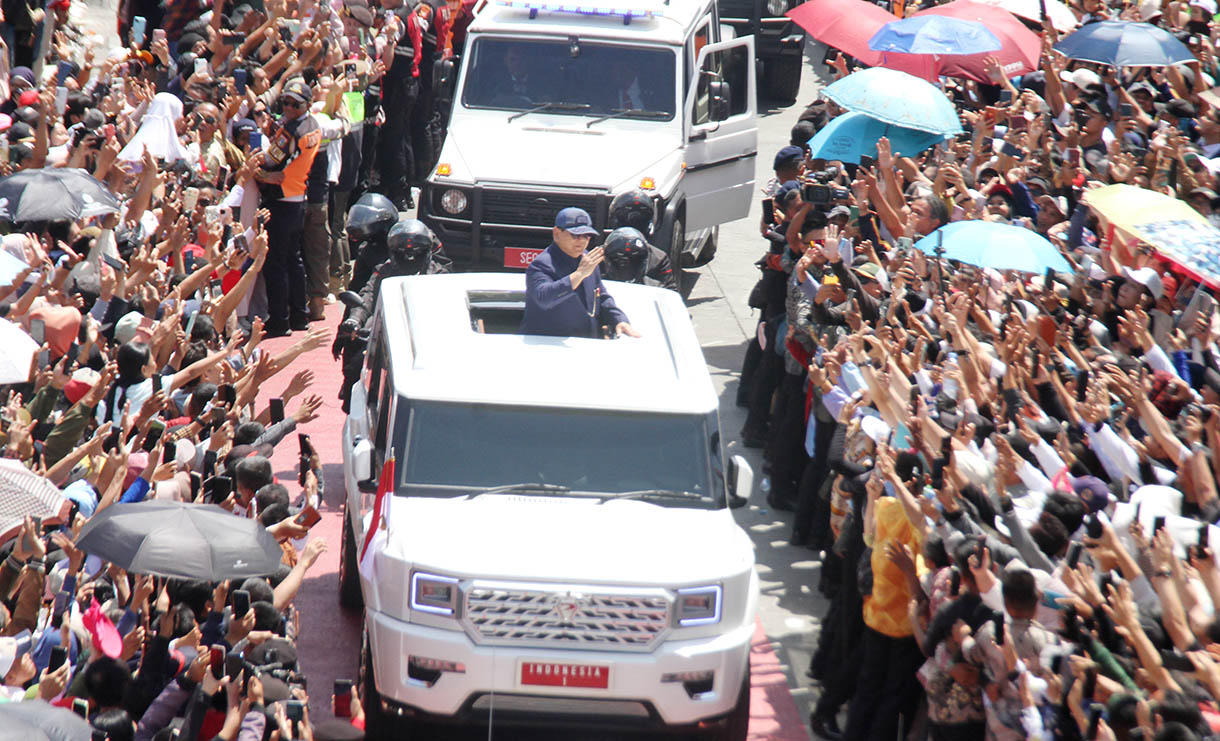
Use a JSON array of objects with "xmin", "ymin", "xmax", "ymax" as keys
[
  {"xmin": 461, "ymin": 37, "xmax": 677, "ymax": 120},
  {"xmin": 399, "ymin": 402, "xmax": 718, "ymax": 507}
]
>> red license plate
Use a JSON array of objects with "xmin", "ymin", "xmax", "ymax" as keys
[
  {"xmin": 520, "ymin": 661, "xmax": 610, "ymax": 689},
  {"xmin": 503, "ymin": 247, "xmax": 543, "ymax": 269}
]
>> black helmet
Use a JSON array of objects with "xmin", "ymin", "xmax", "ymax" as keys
[
  {"xmin": 602, "ymin": 227, "xmax": 649, "ymax": 282},
  {"xmin": 386, "ymin": 218, "xmax": 435, "ymax": 273},
  {"xmin": 608, "ymin": 190, "xmax": 656, "ymax": 235},
  {"xmin": 346, "ymin": 193, "xmax": 397, "ymax": 243}
]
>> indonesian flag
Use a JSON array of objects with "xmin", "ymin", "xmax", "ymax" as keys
[{"xmin": 359, "ymin": 455, "xmax": 396, "ymax": 576}]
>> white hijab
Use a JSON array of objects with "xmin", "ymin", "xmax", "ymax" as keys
[{"xmin": 118, "ymin": 92, "xmax": 193, "ymax": 163}]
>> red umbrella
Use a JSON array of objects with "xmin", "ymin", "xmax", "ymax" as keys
[
  {"xmin": 787, "ymin": 0, "xmax": 1038, "ymax": 83},
  {"xmin": 913, "ymin": 0, "xmax": 1041, "ymax": 82},
  {"xmin": 786, "ymin": 0, "xmax": 937, "ymax": 79}
]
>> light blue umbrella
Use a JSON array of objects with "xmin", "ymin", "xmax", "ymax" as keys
[
  {"xmin": 1053, "ymin": 21, "xmax": 1194, "ymax": 67},
  {"xmin": 869, "ymin": 15, "xmax": 1003, "ymax": 55},
  {"xmin": 807, "ymin": 111, "xmax": 947, "ymax": 163},
  {"xmin": 915, "ymin": 221, "xmax": 1072, "ymax": 274},
  {"xmin": 821, "ymin": 67, "xmax": 963, "ymax": 136}
]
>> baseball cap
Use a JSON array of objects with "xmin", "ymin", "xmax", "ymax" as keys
[
  {"xmin": 827, "ymin": 205, "xmax": 852, "ymax": 221},
  {"xmin": 233, "ymin": 118, "xmax": 258, "ymax": 135},
  {"xmin": 17, "ymin": 90, "xmax": 39, "ymax": 107},
  {"xmin": 1190, "ymin": 0, "xmax": 1218, "ymax": 13},
  {"xmin": 1060, "ymin": 68, "xmax": 1101, "ymax": 90},
  {"xmin": 1166, "ymin": 98, "xmax": 1197, "ymax": 119},
  {"xmin": 773, "ymin": 145, "xmax": 804, "ymax": 170},
  {"xmin": 777, "ymin": 179, "xmax": 801, "ymax": 205},
  {"xmin": 64, "ymin": 367, "xmax": 99, "ymax": 405},
  {"xmin": 1122, "ymin": 266, "xmax": 1165, "ymax": 299},
  {"xmin": 281, "ymin": 79, "xmax": 312, "ymax": 104},
  {"xmin": 853, "ymin": 262, "xmax": 882, "ymax": 281},
  {"xmin": 0, "ymin": 631, "xmax": 31, "ymax": 678},
  {"xmin": 1128, "ymin": 80, "xmax": 1158, "ymax": 98},
  {"xmin": 554, "ymin": 207, "xmax": 598, "ymax": 236}
]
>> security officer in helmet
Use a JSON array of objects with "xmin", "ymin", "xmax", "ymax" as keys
[
  {"xmin": 605, "ymin": 190, "xmax": 676, "ymax": 290},
  {"xmin": 333, "ymin": 217, "xmax": 449, "ymax": 411},
  {"xmin": 345, "ymin": 192, "xmax": 399, "ymax": 293},
  {"xmin": 601, "ymin": 227, "xmax": 677, "ymax": 290}
]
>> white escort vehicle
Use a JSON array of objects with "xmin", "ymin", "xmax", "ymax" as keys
[
  {"xmin": 418, "ymin": 0, "xmax": 758, "ymax": 273},
  {"xmin": 338, "ymin": 273, "xmax": 758, "ymax": 738}
]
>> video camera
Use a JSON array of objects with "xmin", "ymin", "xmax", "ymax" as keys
[{"xmin": 800, "ymin": 167, "xmax": 850, "ymax": 206}]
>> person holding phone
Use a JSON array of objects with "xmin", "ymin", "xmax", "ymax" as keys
[{"xmin": 519, "ymin": 208, "xmax": 639, "ymax": 339}]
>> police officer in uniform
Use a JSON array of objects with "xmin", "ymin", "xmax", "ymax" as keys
[
  {"xmin": 344, "ymin": 192, "xmax": 398, "ymax": 293},
  {"xmin": 333, "ymin": 218, "xmax": 449, "ymax": 411},
  {"xmin": 601, "ymin": 227, "xmax": 677, "ymax": 290}
]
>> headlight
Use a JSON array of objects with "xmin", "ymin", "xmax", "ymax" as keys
[
  {"xmin": 675, "ymin": 585, "xmax": 721, "ymax": 626},
  {"xmin": 440, "ymin": 188, "xmax": 468, "ymax": 215},
  {"xmin": 766, "ymin": 0, "xmax": 787, "ymax": 15},
  {"xmin": 411, "ymin": 572, "xmax": 459, "ymax": 616}
]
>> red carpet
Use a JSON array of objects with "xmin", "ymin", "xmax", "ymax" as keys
[{"xmin": 257, "ymin": 303, "xmax": 807, "ymax": 739}]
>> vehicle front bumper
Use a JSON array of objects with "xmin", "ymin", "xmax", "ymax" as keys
[{"xmin": 367, "ymin": 609, "xmax": 752, "ymax": 728}]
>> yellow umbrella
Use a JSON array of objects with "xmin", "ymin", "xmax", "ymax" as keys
[{"xmin": 1082, "ymin": 183, "xmax": 1220, "ymax": 288}]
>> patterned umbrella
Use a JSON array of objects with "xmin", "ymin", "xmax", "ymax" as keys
[{"xmin": 0, "ymin": 459, "xmax": 69, "ymax": 544}]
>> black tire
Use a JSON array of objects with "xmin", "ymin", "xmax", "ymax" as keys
[
  {"xmin": 706, "ymin": 669, "xmax": 750, "ymax": 741},
  {"xmin": 762, "ymin": 56, "xmax": 803, "ymax": 103},
  {"xmin": 657, "ymin": 214, "xmax": 686, "ymax": 273},
  {"xmin": 691, "ymin": 227, "xmax": 719, "ymax": 267},
  {"xmin": 338, "ymin": 505, "xmax": 364, "ymax": 610},
  {"xmin": 361, "ymin": 624, "xmax": 410, "ymax": 740}
]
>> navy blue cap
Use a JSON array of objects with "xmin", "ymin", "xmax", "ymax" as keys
[
  {"xmin": 555, "ymin": 207, "xmax": 598, "ymax": 236},
  {"xmin": 773, "ymin": 145, "xmax": 804, "ymax": 170},
  {"xmin": 777, "ymin": 180, "xmax": 801, "ymax": 204}
]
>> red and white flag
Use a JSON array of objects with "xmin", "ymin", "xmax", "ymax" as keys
[{"xmin": 358, "ymin": 455, "xmax": 395, "ymax": 580}]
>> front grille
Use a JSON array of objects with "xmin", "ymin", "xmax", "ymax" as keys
[
  {"xmin": 462, "ymin": 583, "xmax": 671, "ymax": 652},
  {"xmin": 481, "ymin": 190, "xmax": 602, "ymax": 228}
]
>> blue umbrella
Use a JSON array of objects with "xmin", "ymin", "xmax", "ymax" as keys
[
  {"xmin": 821, "ymin": 67, "xmax": 963, "ymax": 136},
  {"xmin": 915, "ymin": 221, "xmax": 1072, "ymax": 273},
  {"xmin": 1053, "ymin": 21, "xmax": 1194, "ymax": 67},
  {"xmin": 807, "ymin": 111, "xmax": 947, "ymax": 163},
  {"xmin": 868, "ymin": 15, "xmax": 1003, "ymax": 55}
]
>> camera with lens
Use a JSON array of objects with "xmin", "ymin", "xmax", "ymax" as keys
[{"xmin": 801, "ymin": 168, "xmax": 850, "ymax": 206}]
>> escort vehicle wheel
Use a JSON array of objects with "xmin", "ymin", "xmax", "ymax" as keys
[
  {"xmin": 338, "ymin": 505, "xmax": 363, "ymax": 610},
  {"xmin": 691, "ymin": 227, "xmax": 719, "ymax": 267},
  {"xmin": 667, "ymin": 217, "xmax": 686, "ymax": 272},
  {"xmin": 361, "ymin": 625, "xmax": 409, "ymax": 740},
  {"xmin": 763, "ymin": 56, "xmax": 803, "ymax": 103}
]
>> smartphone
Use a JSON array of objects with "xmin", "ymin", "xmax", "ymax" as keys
[
  {"xmin": 224, "ymin": 652, "xmax": 245, "ymax": 681},
  {"xmin": 269, "ymin": 397, "xmax": 285, "ymax": 424},
  {"xmin": 1075, "ymin": 370, "xmax": 1090, "ymax": 402},
  {"xmin": 152, "ymin": 28, "xmax": 166, "ymax": 45},
  {"xmin": 760, "ymin": 197, "xmax": 774, "ymax": 223},
  {"xmin": 1154, "ymin": 515, "xmax": 1167, "ymax": 534},
  {"xmin": 1009, "ymin": 115, "xmax": 1027, "ymax": 132},
  {"xmin": 1085, "ymin": 513, "xmax": 1104, "ymax": 539},
  {"xmin": 1000, "ymin": 141, "xmax": 1022, "ymax": 158},
  {"xmin": 209, "ymin": 278, "xmax": 223, "ymax": 300},
  {"xmin": 334, "ymin": 679, "xmax": 354, "ymax": 718},
  {"xmin": 294, "ymin": 505, "xmax": 321, "ymax": 529},
  {"xmin": 219, "ymin": 383, "xmax": 236, "ymax": 405},
  {"xmin": 231, "ymin": 589, "xmax": 251, "ymax": 618},
  {"xmin": 298, "ymin": 433, "xmax": 313, "ymax": 487},
  {"xmin": 249, "ymin": 131, "xmax": 263, "ymax": 150},
  {"xmin": 54, "ymin": 86, "xmax": 68, "ymax": 115},
  {"xmin": 858, "ymin": 154, "xmax": 875, "ymax": 169},
  {"xmin": 203, "ymin": 449, "xmax": 218, "ymax": 478},
  {"xmin": 1086, "ymin": 702, "xmax": 1104, "ymax": 739},
  {"xmin": 1082, "ymin": 666, "xmax": 1097, "ymax": 700},
  {"xmin": 1119, "ymin": 102, "xmax": 1134, "ymax": 117},
  {"xmin": 234, "ymin": 68, "xmax": 248, "ymax": 95},
  {"xmin": 210, "ymin": 405, "xmax": 226, "ymax": 430},
  {"xmin": 1067, "ymin": 542, "xmax": 1084, "ymax": 568},
  {"xmin": 949, "ymin": 569, "xmax": 961, "ymax": 596},
  {"xmin": 285, "ymin": 699, "xmax": 304, "ymax": 724},
  {"xmin": 193, "ymin": 58, "xmax": 209, "ymax": 78},
  {"xmin": 994, "ymin": 615, "xmax": 1006, "ymax": 645},
  {"xmin": 1201, "ymin": 524, "xmax": 1210, "ymax": 547},
  {"xmin": 103, "ymin": 425, "xmax": 123, "ymax": 453},
  {"xmin": 1161, "ymin": 650, "xmax": 1196, "ymax": 672},
  {"xmin": 207, "ymin": 475, "xmax": 232, "ymax": 505},
  {"xmin": 190, "ymin": 472, "xmax": 202, "ymax": 501},
  {"xmin": 1068, "ymin": 148, "xmax": 1081, "ymax": 166},
  {"xmin": 210, "ymin": 645, "xmax": 225, "ymax": 679},
  {"xmin": 142, "ymin": 420, "xmax": 165, "ymax": 452},
  {"xmin": 29, "ymin": 318, "xmax": 45, "ymax": 345},
  {"xmin": 131, "ymin": 15, "xmax": 147, "ymax": 46},
  {"xmin": 183, "ymin": 187, "xmax": 199, "ymax": 213},
  {"xmin": 64, "ymin": 342, "xmax": 81, "ymax": 369},
  {"xmin": 48, "ymin": 645, "xmax": 67, "ymax": 673},
  {"xmin": 162, "ymin": 438, "xmax": 176, "ymax": 465}
]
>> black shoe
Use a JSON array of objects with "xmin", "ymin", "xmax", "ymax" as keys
[
  {"xmin": 767, "ymin": 493, "xmax": 796, "ymax": 512},
  {"xmin": 290, "ymin": 317, "xmax": 311, "ymax": 332},
  {"xmin": 265, "ymin": 322, "xmax": 291, "ymax": 338},
  {"xmin": 728, "ymin": 494, "xmax": 748, "ymax": 509},
  {"xmin": 790, "ymin": 529, "xmax": 809, "ymax": 547},
  {"xmin": 809, "ymin": 713, "xmax": 842, "ymax": 741}
]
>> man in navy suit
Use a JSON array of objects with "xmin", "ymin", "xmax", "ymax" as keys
[{"xmin": 519, "ymin": 207, "xmax": 641, "ymax": 339}]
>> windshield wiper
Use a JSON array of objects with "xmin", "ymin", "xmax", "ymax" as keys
[
  {"xmin": 585, "ymin": 108, "xmax": 670, "ymax": 128},
  {"xmin": 598, "ymin": 489, "xmax": 709, "ymax": 504},
  {"xmin": 468, "ymin": 482, "xmax": 572, "ymax": 499},
  {"xmin": 507, "ymin": 102, "xmax": 592, "ymax": 123}
]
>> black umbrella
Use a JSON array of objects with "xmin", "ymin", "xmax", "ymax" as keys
[
  {"xmin": 0, "ymin": 701, "xmax": 90, "ymax": 741},
  {"xmin": 0, "ymin": 167, "xmax": 120, "ymax": 223},
  {"xmin": 75, "ymin": 502, "xmax": 284, "ymax": 580}
]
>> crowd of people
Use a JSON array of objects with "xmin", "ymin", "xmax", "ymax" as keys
[
  {"xmin": 742, "ymin": 8, "xmax": 1220, "ymax": 741},
  {"xmin": 0, "ymin": 0, "xmax": 474, "ymax": 735}
]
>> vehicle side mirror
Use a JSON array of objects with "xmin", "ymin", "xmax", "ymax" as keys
[
  {"xmin": 434, "ymin": 58, "xmax": 457, "ymax": 105},
  {"xmin": 727, "ymin": 455, "xmax": 753, "ymax": 508},
  {"xmin": 709, "ymin": 80, "xmax": 731, "ymax": 122},
  {"xmin": 353, "ymin": 437, "xmax": 377, "ymax": 492}
]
